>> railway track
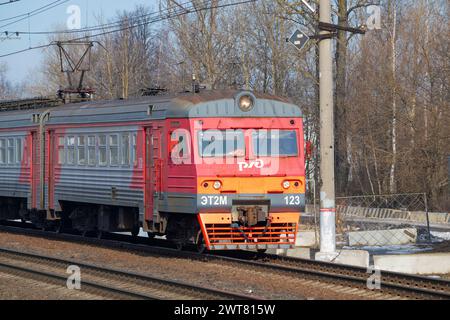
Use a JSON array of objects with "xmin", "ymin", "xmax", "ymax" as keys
[
  {"xmin": 261, "ymin": 254, "xmax": 450, "ymax": 298},
  {"xmin": 0, "ymin": 246, "xmax": 258, "ymax": 300},
  {"xmin": 1, "ymin": 222, "xmax": 449, "ymax": 300},
  {"xmin": 215, "ymin": 253, "xmax": 450, "ymax": 300}
]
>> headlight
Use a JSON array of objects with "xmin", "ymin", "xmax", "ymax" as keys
[
  {"xmin": 239, "ymin": 95, "xmax": 254, "ymax": 112},
  {"xmin": 282, "ymin": 181, "xmax": 291, "ymax": 189},
  {"xmin": 213, "ymin": 181, "xmax": 222, "ymax": 190}
]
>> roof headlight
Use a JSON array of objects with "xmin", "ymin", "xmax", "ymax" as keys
[
  {"xmin": 239, "ymin": 95, "xmax": 254, "ymax": 112},
  {"xmin": 283, "ymin": 181, "xmax": 291, "ymax": 189}
]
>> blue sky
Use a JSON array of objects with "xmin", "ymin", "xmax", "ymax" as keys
[{"xmin": 0, "ymin": 0, "xmax": 158, "ymax": 85}]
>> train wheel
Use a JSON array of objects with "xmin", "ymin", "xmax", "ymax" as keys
[
  {"xmin": 175, "ymin": 242, "xmax": 184, "ymax": 251},
  {"xmin": 55, "ymin": 221, "xmax": 64, "ymax": 234},
  {"xmin": 196, "ymin": 231, "xmax": 207, "ymax": 254},
  {"xmin": 97, "ymin": 230, "xmax": 104, "ymax": 239},
  {"xmin": 131, "ymin": 227, "xmax": 140, "ymax": 238}
]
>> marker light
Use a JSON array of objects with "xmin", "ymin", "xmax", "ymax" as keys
[
  {"xmin": 283, "ymin": 181, "xmax": 291, "ymax": 189},
  {"xmin": 239, "ymin": 95, "xmax": 254, "ymax": 112},
  {"xmin": 213, "ymin": 181, "xmax": 222, "ymax": 190}
]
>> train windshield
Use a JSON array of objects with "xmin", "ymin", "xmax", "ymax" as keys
[
  {"xmin": 252, "ymin": 130, "xmax": 298, "ymax": 157},
  {"xmin": 198, "ymin": 130, "xmax": 245, "ymax": 157}
]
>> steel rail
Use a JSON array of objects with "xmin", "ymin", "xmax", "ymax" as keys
[
  {"xmin": 0, "ymin": 246, "xmax": 258, "ymax": 300},
  {"xmin": 262, "ymin": 253, "xmax": 450, "ymax": 296},
  {"xmin": 0, "ymin": 261, "xmax": 158, "ymax": 300},
  {"xmin": 212, "ymin": 253, "xmax": 450, "ymax": 300}
]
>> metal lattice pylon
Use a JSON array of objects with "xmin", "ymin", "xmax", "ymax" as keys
[{"xmin": 56, "ymin": 41, "xmax": 94, "ymax": 95}]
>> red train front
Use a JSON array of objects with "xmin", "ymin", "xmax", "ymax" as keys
[{"xmin": 161, "ymin": 91, "xmax": 305, "ymax": 251}]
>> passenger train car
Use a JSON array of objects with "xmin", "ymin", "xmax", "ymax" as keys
[{"xmin": 0, "ymin": 90, "xmax": 305, "ymax": 251}]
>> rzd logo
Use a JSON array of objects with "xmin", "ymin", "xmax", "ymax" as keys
[{"xmin": 238, "ymin": 159, "xmax": 264, "ymax": 171}]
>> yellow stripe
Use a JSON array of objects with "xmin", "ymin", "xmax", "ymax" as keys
[{"xmin": 198, "ymin": 177, "xmax": 306, "ymax": 194}]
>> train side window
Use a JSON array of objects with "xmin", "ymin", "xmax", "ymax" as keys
[
  {"xmin": 109, "ymin": 135, "xmax": 119, "ymax": 166},
  {"xmin": 132, "ymin": 133, "xmax": 137, "ymax": 167},
  {"xmin": 16, "ymin": 138, "xmax": 22, "ymax": 164},
  {"xmin": 0, "ymin": 139, "xmax": 5, "ymax": 164},
  {"xmin": 57, "ymin": 136, "xmax": 65, "ymax": 165},
  {"xmin": 23, "ymin": 138, "xmax": 28, "ymax": 166},
  {"xmin": 7, "ymin": 138, "xmax": 15, "ymax": 164},
  {"xmin": 58, "ymin": 137, "xmax": 66, "ymax": 166},
  {"xmin": 170, "ymin": 131, "xmax": 190, "ymax": 163},
  {"xmin": 78, "ymin": 136, "xmax": 86, "ymax": 166},
  {"xmin": 67, "ymin": 136, "xmax": 75, "ymax": 165},
  {"xmin": 121, "ymin": 134, "xmax": 130, "ymax": 166},
  {"xmin": 99, "ymin": 135, "xmax": 107, "ymax": 166},
  {"xmin": 88, "ymin": 136, "xmax": 96, "ymax": 166}
]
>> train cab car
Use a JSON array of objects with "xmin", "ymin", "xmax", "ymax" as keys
[
  {"xmin": 163, "ymin": 91, "xmax": 305, "ymax": 251},
  {"xmin": 0, "ymin": 90, "xmax": 305, "ymax": 252}
]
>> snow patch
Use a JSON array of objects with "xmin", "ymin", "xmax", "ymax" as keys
[
  {"xmin": 343, "ymin": 244, "xmax": 433, "ymax": 255},
  {"xmin": 431, "ymin": 231, "xmax": 450, "ymax": 241}
]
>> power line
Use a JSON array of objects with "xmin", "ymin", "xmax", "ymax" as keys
[
  {"xmin": 0, "ymin": 0, "xmax": 257, "ymax": 58},
  {"xmin": 4, "ymin": 0, "xmax": 196, "ymax": 35},
  {"xmin": 0, "ymin": 0, "xmax": 65, "ymax": 22},
  {"xmin": 0, "ymin": 0, "xmax": 69, "ymax": 28},
  {"xmin": 0, "ymin": 43, "xmax": 50, "ymax": 57},
  {"xmin": 2, "ymin": 0, "xmax": 211, "ymax": 55},
  {"xmin": 0, "ymin": 0, "xmax": 20, "ymax": 6},
  {"xmin": 64, "ymin": 0, "xmax": 221, "ymax": 42}
]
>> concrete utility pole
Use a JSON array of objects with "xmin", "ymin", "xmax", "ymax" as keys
[
  {"xmin": 316, "ymin": 0, "xmax": 337, "ymax": 261},
  {"xmin": 292, "ymin": 0, "xmax": 365, "ymax": 261}
]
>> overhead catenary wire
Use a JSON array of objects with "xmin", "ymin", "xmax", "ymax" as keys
[
  {"xmin": 0, "ymin": 0, "xmax": 210, "ymax": 57},
  {"xmin": 0, "ymin": 0, "xmax": 20, "ymax": 6},
  {"xmin": 0, "ymin": 0, "xmax": 70, "ymax": 29},
  {"xmin": 4, "ymin": 0, "xmax": 202, "ymax": 35},
  {"xmin": 0, "ymin": 0, "xmax": 67, "ymax": 23},
  {"xmin": 63, "ymin": 0, "xmax": 218, "ymax": 42},
  {"xmin": 0, "ymin": 0, "xmax": 258, "ymax": 58}
]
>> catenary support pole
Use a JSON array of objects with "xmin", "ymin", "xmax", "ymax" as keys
[{"xmin": 316, "ymin": 0, "xmax": 337, "ymax": 260}]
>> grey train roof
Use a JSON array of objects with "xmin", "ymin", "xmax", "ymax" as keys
[{"xmin": 0, "ymin": 90, "xmax": 302, "ymax": 129}]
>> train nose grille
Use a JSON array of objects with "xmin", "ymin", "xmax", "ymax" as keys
[
  {"xmin": 205, "ymin": 223, "xmax": 297, "ymax": 250},
  {"xmin": 198, "ymin": 212, "xmax": 300, "ymax": 251}
]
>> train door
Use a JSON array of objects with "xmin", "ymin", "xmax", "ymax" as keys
[
  {"xmin": 30, "ymin": 131, "xmax": 40, "ymax": 210},
  {"xmin": 144, "ymin": 126, "xmax": 164, "ymax": 224},
  {"xmin": 46, "ymin": 130, "xmax": 55, "ymax": 212}
]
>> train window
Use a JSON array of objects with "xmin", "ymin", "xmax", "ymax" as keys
[
  {"xmin": 178, "ymin": 136, "xmax": 185, "ymax": 158},
  {"xmin": 198, "ymin": 130, "xmax": 245, "ymax": 158},
  {"xmin": 16, "ymin": 138, "xmax": 22, "ymax": 164},
  {"xmin": 99, "ymin": 135, "xmax": 107, "ymax": 146},
  {"xmin": 7, "ymin": 138, "xmax": 15, "ymax": 164},
  {"xmin": 0, "ymin": 139, "xmax": 5, "ymax": 164},
  {"xmin": 252, "ymin": 130, "xmax": 298, "ymax": 157},
  {"xmin": 78, "ymin": 136, "xmax": 86, "ymax": 166},
  {"xmin": 58, "ymin": 136, "xmax": 65, "ymax": 165},
  {"xmin": 99, "ymin": 135, "xmax": 107, "ymax": 166},
  {"xmin": 67, "ymin": 136, "xmax": 75, "ymax": 165},
  {"xmin": 132, "ymin": 134, "xmax": 137, "ymax": 166},
  {"xmin": 23, "ymin": 138, "xmax": 28, "ymax": 166},
  {"xmin": 170, "ymin": 131, "xmax": 190, "ymax": 162},
  {"xmin": 121, "ymin": 134, "xmax": 130, "ymax": 166},
  {"xmin": 88, "ymin": 136, "xmax": 96, "ymax": 166},
  {"xmin": 109, "ymin": 135, "xmax": 119, "ymax": 166}
]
